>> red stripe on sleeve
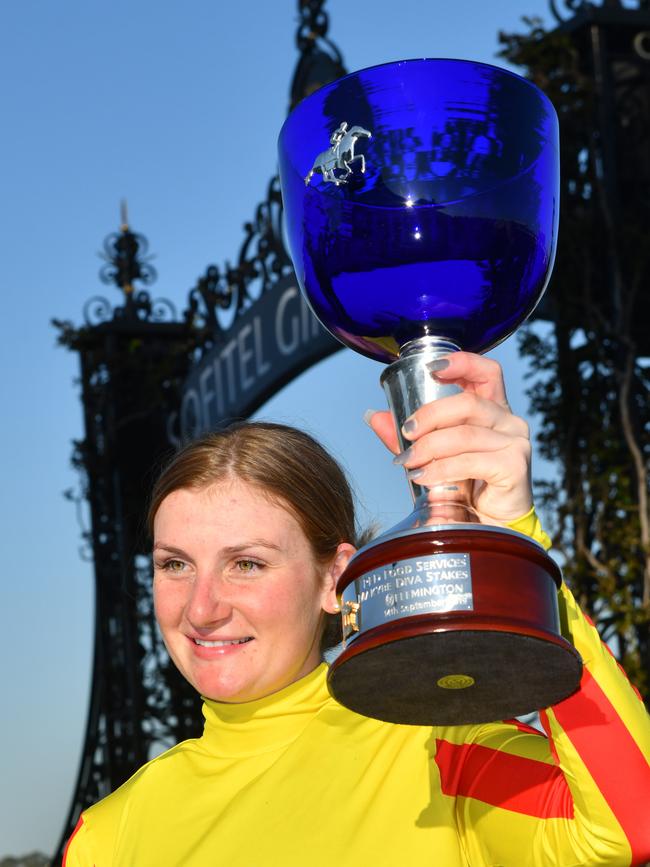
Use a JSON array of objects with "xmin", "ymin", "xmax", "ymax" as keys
[
  {"xmin": 550, "ymin": 667, "xmax": 650, "ymax": 864},
  {"xmin": 435, "ymin": 739, "xmax": 574, "ymax": 819},
  {"xmin": 62, "ymin": 815, "xmax": 84, "ymax": 866}
]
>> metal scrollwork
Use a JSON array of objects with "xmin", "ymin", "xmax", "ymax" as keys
[
  {"xmin": 183, "ymin": 175, "xmax": 292, "ymax": 340},
  {"xmin": 547, "ymin": 0, "xmax": 650, "ymax": 24},
  {"xmin": 88, "ymin": 210, "xmax": 178, "ymax": 324},
  {"xmin": 110, "ymin": 290, "xmax": 177, "ymax": 323},
  {"xmin": 185, "ymin": 264, "xmax": 236, "ymax": 333},
  {"xmin": 549, "ymin": 0, "xmax": 596, "ymax": 23},
  {"xmin": 99, "ymin": 226, "xmax": 157, "ymax": 292},
  {"xmin": 63, "ymin": 486, "xmax": 94, "ymax": 562},
  {"xmin": 83, "ymin": 295, "xmax": 114, "ymax": 326},
  {"xmin": 149, "ymin": 297, "xmax": 178, "ymax": 322},
  {"xmin": 290, "ymin": 0, "xmax": 347, "ymax": 109},
  {"xmin": 240, "ymin": 175, "xmax": 292, "ymax": 297}
]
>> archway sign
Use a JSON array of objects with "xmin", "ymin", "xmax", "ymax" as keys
[{"xmin": 173, "ymin": 274, "xmax": 340, "ymax": 446}]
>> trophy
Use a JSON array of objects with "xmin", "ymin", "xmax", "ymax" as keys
[{"xmin": 278, "ymin": 59, "xmax": 582, "ymax": 725}]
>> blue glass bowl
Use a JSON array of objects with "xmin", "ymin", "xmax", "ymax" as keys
[{"xmin": 278, "ymin": 58, "xmax": 559, "ymax": 363}]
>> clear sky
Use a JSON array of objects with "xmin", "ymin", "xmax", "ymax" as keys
[{"xmin": 0, "ymin": 0, "xmax": 559, "ymax": 856}]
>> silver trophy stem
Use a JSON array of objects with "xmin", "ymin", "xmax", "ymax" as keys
[{"xmin": 380, "ymin": 336, "xmax": 475, "ymax": 522}]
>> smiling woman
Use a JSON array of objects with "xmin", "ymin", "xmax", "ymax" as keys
[
  {"xmin": 148, "ymin": 420, "xmax": 361, "ymax": 662},
  {"xmin": 152, "ymin": 478, "xmax": 353, "ymax": 703},
  {"xmin": 62, "ymin": 355, "xmax": 650, "ymax": 867}
]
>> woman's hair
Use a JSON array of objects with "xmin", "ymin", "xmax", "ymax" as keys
[{"xmin": 148, "ymin": 421, "xmax": 365, "ymax": 650}]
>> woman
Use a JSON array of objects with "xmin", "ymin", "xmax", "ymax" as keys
[{"xmin": 64, "ymin": 353, "xmax": 650, "ymax": 867}]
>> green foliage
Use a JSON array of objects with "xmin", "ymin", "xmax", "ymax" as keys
[{"xmin": 499, "ymin": 16, "xmax": 650, "ymax": 697}]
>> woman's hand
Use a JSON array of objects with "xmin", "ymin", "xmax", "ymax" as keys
[{"xmin": 366, "ymin": 352, "xmax": 533, "ymax": 527}]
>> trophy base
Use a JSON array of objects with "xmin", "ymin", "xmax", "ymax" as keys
[
  {"xmin": 328, "ymin": 525, "xmax": 583, "ymax": 726},
  {"xmin": 329, "ymin": 628, "xmax": 581, "ymax": 726}
]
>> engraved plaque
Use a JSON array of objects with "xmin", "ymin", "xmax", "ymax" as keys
[{"xmin": 342, "ymin": 553, "xmax": 472, "ymax": 641}]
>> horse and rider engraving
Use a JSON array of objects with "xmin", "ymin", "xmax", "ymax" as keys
[{"xmin": 304, "ymin": 122, "xmax": 372, "ymax": 186}]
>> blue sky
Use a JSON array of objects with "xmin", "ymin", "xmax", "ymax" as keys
[{"xmin": 0, "ymin": 0, "xmax": 558, "ymax": 856}]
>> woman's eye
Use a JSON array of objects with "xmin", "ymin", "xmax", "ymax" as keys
[
  {"xmin": 236, "ymin": 559, "xmax": 261, "ymax": 573},
  {"xmin": 162, "ymin": 559, "xmax": 186, "ymax": 574}
]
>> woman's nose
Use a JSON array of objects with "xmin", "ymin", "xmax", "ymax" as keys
[{"xmin": 184, "ymin": 573, "xmax": 233, "ymax": 628}]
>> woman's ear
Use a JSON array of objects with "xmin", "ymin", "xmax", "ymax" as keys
[{"xmin": 322, "ymin": 542, "xmax": 356, "ymax": 614}]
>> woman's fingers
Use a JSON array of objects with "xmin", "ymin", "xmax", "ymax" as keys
[
  {"xmin": 401, "ymin": 439, "xmax": 532, "ymax": 485},
  {"xmin": 404, "ymin": 446, "xmax": 533, "ymax": 523},
  {"xmin": 395, "ymin": 425, "xmax": 530, "ymax": 469},
  {"xmin": 428, "ymin": 351, "xmax": 509, "ymax": 405},
  {"xmin": 365, "ymin": 353, "xmax": 534, "ymax": 525},
  {"xmin": 401, "ymin": 390, "xmax": 529, "ymax": 443},
  {"xmin": 364, "ymin": 409, "xmax": 401, "ymax": 454}
]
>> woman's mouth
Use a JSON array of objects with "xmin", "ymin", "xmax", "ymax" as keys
[{"xmin": 192, "ymin": 637, "xmax": 253, "ymax": 647}]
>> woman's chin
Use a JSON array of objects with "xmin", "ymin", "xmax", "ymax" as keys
[
  {"xmin": 191, "ymin": 670, "xmax": 257, "ymax": 703},
  {"xmin": 191, "ymin": 663, "xmax": 308, "ymax": 704},
  {"xmin": 189, "ymin": 660, "xmax": 274, "ymax": 703},
  {"xmin": 201, "ymin": 683, "xmax": 254, "ymax": 703}
]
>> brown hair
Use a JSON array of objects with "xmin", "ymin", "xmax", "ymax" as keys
[{"xmin": 148, "ymin": 421, "xmax": 365, "ymax": 650}]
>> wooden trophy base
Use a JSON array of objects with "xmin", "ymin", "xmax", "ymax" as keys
[{"xmin": 328, "ymin": 525, "xmax": 582, "ymax": 726}]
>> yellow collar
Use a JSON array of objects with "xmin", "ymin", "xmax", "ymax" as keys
[{"xmin": 200, "ymin": 663, "xmax": 332, "ymax": 757}]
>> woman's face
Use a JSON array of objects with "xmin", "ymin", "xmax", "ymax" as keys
[{"xmin": 153, "ymin": 478, "xmax": 353, "ymax": 703}]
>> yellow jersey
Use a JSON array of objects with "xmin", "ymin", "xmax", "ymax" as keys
[{"xmin": 64, "ymin": 512, "xmax": 650, "ymax": 866}]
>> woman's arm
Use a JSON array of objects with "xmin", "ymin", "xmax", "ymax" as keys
[
  {"xmin": 368, "ymin": 352, "xmax": 650, "ymax": 866},
  {"xmin": 435, "ymin": 583, "xmax": 650, "ymax": 867}
]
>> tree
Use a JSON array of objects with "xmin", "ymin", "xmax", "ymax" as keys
[{"xmin": 498, "ymin": 9, "xmax": 650, "ymax": 697}]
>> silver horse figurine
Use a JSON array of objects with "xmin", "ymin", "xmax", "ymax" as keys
[{"xmin": 304, "ymin": 122, "xmax": 372, "ymax": 186}]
